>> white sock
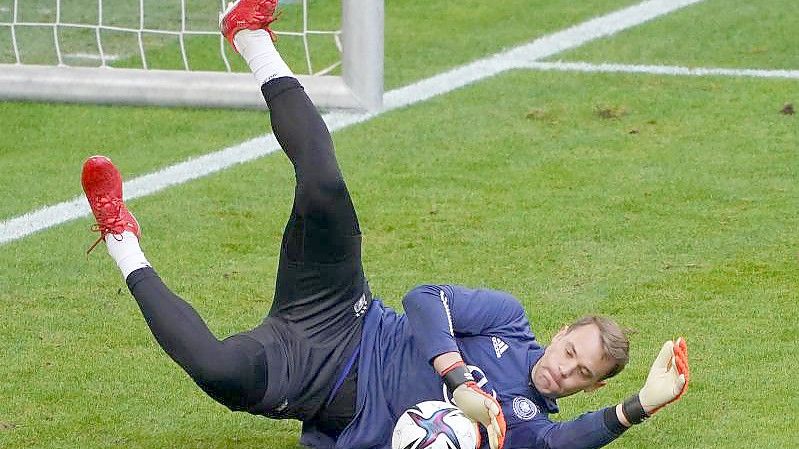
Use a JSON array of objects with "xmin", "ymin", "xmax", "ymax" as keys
[
  {"xmin": 105, "ymin": 231, "xmax": 151, "ymax": 280},
  {"xmin": 234, "ymin": 29, "xmax": 293, "ymax": 86}
]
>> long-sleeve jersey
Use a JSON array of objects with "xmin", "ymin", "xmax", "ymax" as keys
[{"xmin": 300, "ymin": 285, "xmax": 627, "ymax": 449}]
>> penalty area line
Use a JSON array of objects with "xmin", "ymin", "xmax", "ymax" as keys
[
  {"xmin": 0, "ymin": 0, "xmax": 707, "ymax": 246},
  {"xmin": 522, "ymin": 61, "xmax": 799, "ymax": 80}
]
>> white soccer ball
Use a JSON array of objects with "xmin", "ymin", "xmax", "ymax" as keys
[{"xmin": 391, "ymin": 400, "xmax": 479, "ymax": 449}]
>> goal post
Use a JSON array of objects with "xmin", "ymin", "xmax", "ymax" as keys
[{"xmin": 0, "ymin": 0, "xmax": 383, "ymax": 110}]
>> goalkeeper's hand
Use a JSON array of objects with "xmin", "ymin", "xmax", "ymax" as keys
[
  {"xmin": 443, "ymin": 362, "xmax": 506, "ymax": 449},
  {"xmin": 639, "ymin": 337, "xmax": 690, "ymax": 414}
]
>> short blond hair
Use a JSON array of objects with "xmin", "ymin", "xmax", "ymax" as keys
[{"xmin": 567, "ymin": 315, "xmax": 629, "ymax": 380}]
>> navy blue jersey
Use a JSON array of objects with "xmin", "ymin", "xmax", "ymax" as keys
[{"xmin": 300, "ymin": 285, "xmax": 626, "ymax": 449}]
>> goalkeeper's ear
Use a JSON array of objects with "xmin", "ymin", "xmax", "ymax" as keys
[{"xmin": 582, "ymin": 380, "xmax": 607, "ymax": 393}]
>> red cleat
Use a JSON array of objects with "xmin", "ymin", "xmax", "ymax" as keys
[
  {"xmin": 81, "ymin": 156, "xmax": 140, "ymax": 254},
  {"xmin": 219, "ymin": 0, "xmax": 279, "ymax": 53}
]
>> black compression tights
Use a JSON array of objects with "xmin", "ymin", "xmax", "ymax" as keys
[
  {"xmin": 126, "ymin": 268, "xmax": 267, "ymax": 410},
  {"xmin": 125, "ymin": 77, "xmax": 345, "ymax": 411}
]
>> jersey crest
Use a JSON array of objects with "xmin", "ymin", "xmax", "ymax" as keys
[{"xmin": 512, "ymin": 396, "xmax": 538, "ymax": 420}]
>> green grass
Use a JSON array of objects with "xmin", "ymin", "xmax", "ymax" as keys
[
  {"xmin": 381, "ymin": 0, "xmax": 640, "ymax": 89},
  {"xmin": 2, "ymin": 70, "xmax": 799, "ymax": 448},
  {"xmin": 552, "ymin": 0, "xmax": 799, "ymax": 70},
  {"xmin": 1, "ymin": 0, "xmax": 640, "ymax": 80},
  {"xmin": 0, "ymin": 103, "xmax": 266, "ymax": 220},
  {"xmin": 2, "ymin": 0, "xmax": 799, "ymax": 448},
  {"xmin": 0, "ymin": 0, "xmax": 638, "ymax": 219}
]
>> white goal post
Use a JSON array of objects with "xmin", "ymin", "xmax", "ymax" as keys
[{"xmin": 0, "ymin": 0, "xmax": 383, "ymax": 110}]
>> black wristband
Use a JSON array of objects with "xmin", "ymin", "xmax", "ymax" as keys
[
  {"xmin": 622, "ymin": 394, "xmax": 650, "ymax": 425},
  {"xmin": 443, "ymin": 364, "xmax": 474, "ymax": 392}
]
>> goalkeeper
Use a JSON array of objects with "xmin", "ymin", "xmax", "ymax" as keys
[{"xmin": 81, "ymin": 0, "xmax": 689, "ymax": 448}]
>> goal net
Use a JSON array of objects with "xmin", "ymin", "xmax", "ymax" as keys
[{"xmin": 0, "ymin": 0, "xmax": 383, "ymax": 110}]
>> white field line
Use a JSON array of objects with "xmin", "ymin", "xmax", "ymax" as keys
[
  {"xmin": 524, "ymin": 61, "xmax": 799, "ymax": 79},
  {"xmin": 63, "ymin": 53, "xmax": 121, "ymax": 62},
  {"xmin": 0, "ymin": 0, "xmax": 705, "ymax": 246}
]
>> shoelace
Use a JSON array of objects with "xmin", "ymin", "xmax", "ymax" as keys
[{"xmin": 86, "ymin": 197, "xmax": 126, "ymax": 254}]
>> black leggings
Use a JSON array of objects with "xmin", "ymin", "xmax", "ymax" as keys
[
  {"xmin": 126, "ymin": 268, "xmax": 268, "ymax": 410},
  {"xmin": 125, "ymin": 77, "xmax": 365, "ymax": 417}
]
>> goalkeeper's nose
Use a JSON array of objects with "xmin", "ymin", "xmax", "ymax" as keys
[{"xmin": 559, "ymin": 361, "xmax": 576, "ymax": 378}]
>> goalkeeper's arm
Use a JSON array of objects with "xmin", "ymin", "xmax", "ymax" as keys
[
  {"xmin": 531, "ymin": 338, "xmax": 690, "ymax": 449},
  {"xmin": 401, "ymin": 285, "xmax": 518, "ymax": 449}
]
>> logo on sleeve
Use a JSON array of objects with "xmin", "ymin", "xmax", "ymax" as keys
[
  {"xmin": 512, "ymin": 397, "xmax": 538, "ymax": 420},
  {"xmin": 491, "ymin": 337, "xmax": 509, "ymax": 358}
]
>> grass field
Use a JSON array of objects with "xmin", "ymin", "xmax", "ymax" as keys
[{"xmin": 1, "ymin": 0, "xmax": 798, "ymax": 448}]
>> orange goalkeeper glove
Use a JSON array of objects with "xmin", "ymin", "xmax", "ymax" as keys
[{"xmin": 623, "ymin": 337, "xmax": 690, "ymax": 423}]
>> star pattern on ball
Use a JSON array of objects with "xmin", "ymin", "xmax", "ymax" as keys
[{"xmin": 406, "ymin": 407, "xmax": 464, "ymax": 449}]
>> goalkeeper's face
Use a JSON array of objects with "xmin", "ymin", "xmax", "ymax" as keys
[{"xmin": 531, "ymin": 324, "xmax": 616, "ymax": 398}]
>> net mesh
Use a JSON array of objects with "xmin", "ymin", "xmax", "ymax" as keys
[{"xmin": 0, "ymin": 0, "xmax": 342, "ymax": 75}]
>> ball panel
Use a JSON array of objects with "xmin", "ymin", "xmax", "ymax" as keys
[{"xmin": 392, "ymin": 401, "xmax": 478, "ymax": 449}]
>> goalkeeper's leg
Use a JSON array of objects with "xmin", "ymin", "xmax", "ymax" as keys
[
  {"xmin": 264, "ymin": 76, "xmax": 368, "ymax": 315},
  {"xmin": 82, "ymin": 158, "xmax": 270, "ymax": 412},
  {"xmin": 255, "ymin": 70, "xmax": 366, "ymax": 440},
  {"xmin": 126, "ymin": 268, "xmax": 269, "ymax": 410},
  {"xmin": 226, "ymin": 3, "xmax": 366, "ymax": 432},
  {"xmin": 226, "ymin": 4, "xmax": 369, "ymax": 334},
  {"xmin": 81, "ymin": 0, "xmax": 364, "ymax": 420}
]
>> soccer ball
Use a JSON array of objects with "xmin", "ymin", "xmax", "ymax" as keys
[{"xmin": 391, "ymin": 400, "xmax": 479, "ymax": 449}]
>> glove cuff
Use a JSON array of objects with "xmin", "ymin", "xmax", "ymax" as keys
[
  {"xmin": 622, "ymin": 394, "xmax": 650, "ymax": 425},
  {"xmin": 602, "ymin": 407, "xmax": 629, "ymax": 435},
  {"xmin": 442, "ymin": 362, "xmax": 474, "ymax": 392}
]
